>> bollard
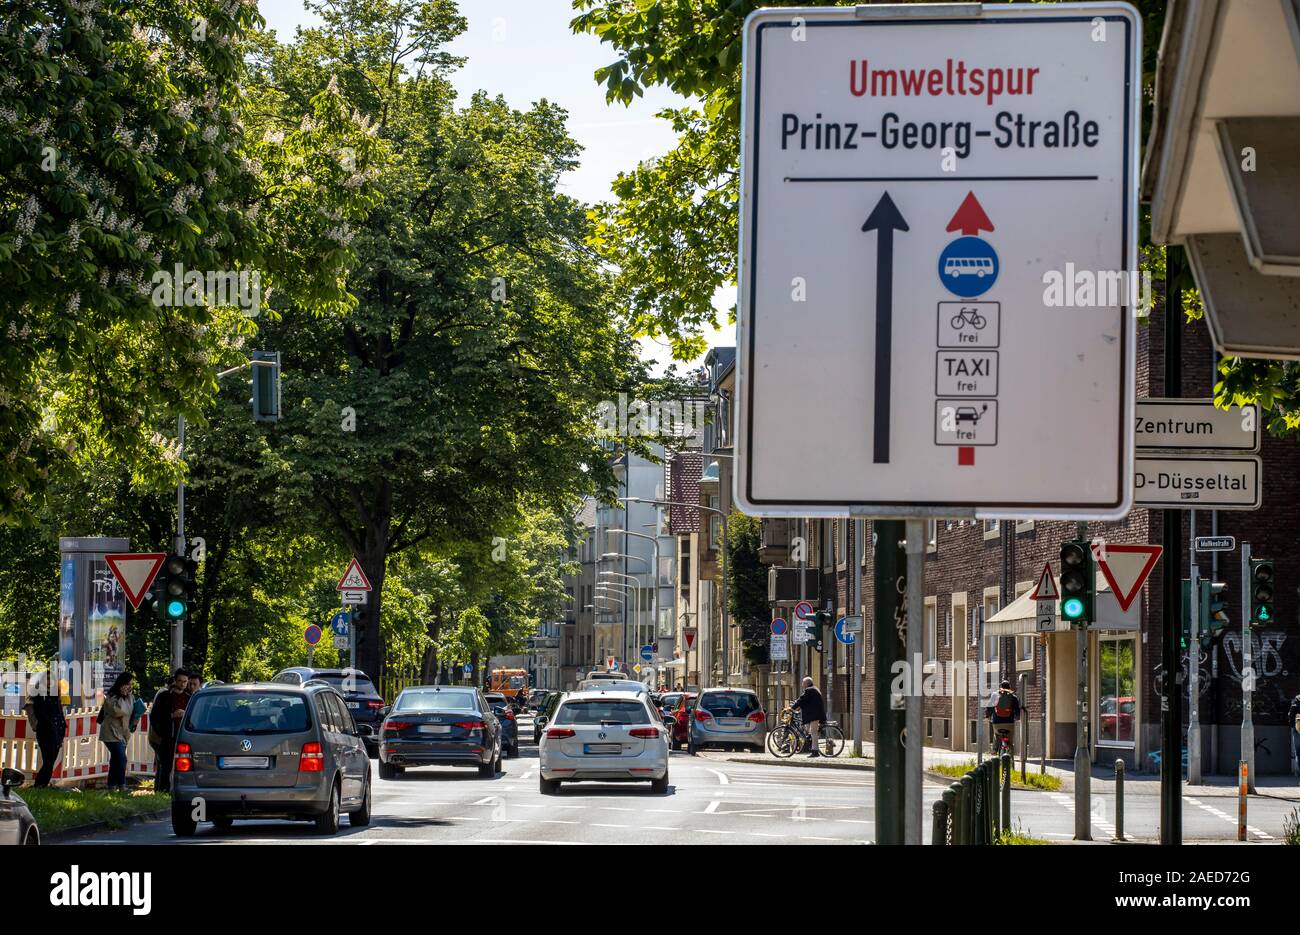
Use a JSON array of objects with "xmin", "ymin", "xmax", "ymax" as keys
[
  {"xmin": 1238, "ymin": 759, "xmax": 1248, "ymax": 842},
  {"xmin": 953, "ymin": 780, "xmax": 969, "ymax": 845},
  {"xmin": 941, "ymin": 785, "xmax": 957, "ymax": 845},
  {"xmin": 932, "ymin": 797, "xmax": 948, "ymax": 846},
  {"xmin": 962, "ymin": 773, "xmax": 976, "ymax": 844},
  {"xmin": 989, "ymin": 759, "xmax": 1001, "ymax": 839},
  {"xmin": 1114, "ymin": 759, "xmax": 1125, "ymax": 841},
  {"xmin": 1001, "ymin": 751, "xmax": 1012, "ymax": 838}
]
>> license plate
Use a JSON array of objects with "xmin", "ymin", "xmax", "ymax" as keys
[
  {"xmin": 418, "ymin": 725, "xmax": 451, "ymax": 734},
  {"xmin": 584, "ymin": 743, "xmax": 622, "ymax": 755},
  {"xmin": 720, "ymin": 719, "xmax": 744, "ymax": 726},
  {"xmin": 347, "ymin": 702, "xmax": 360, "ymax": 710},
  {"xmin": 218, "ymin": 756, "xmax": 269, "ymax": 769}
]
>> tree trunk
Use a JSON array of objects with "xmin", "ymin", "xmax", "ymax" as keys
[
  {"xmin": 471, "ymin": 650, "xmax": 480, "ymax": 688},
  {"xmin": 420, "ymin": 603, "xmax": 442, "ymax": 682}
]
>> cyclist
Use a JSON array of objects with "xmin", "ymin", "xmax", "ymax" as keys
[
  {"xmin": 789, "ymin": 676, "xmax": 826, "ymax": 758},
  {"xmin": 986, "ymin": 680, "xmax": 1021, "ymax": 754}
]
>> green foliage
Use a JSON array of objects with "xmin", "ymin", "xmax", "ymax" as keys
[
  {"xmin": 725, "ymin": 510, "xmax": 768, "ymax": 664},
  {"xmin": 19, "ymin": 786, "xmax": 170, "ymax": 835}
]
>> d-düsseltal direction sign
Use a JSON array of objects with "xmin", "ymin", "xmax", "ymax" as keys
[
  {"xmin": 735, "ymin": 5, "xmax": 1139, "ymax": 518},
  {"xmin": 1134, "ymin": 455, "xmax": 1262, "ymax": 510}
]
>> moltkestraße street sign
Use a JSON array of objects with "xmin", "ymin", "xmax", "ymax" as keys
[
  {"xmin": 1134, "ymin": 455, "xmax": 1262, "ymax": 510},
  {"xmin": 1135, "ymin": 399, "xmax": 1260, "ymax": 451},
  {"xmin": 1195, "ymin": 536, "xmax": 1236, "ymax": 552},
  {"xmin": 734, "ymin": 4, "xmax": 1140, "ymax": 519}
]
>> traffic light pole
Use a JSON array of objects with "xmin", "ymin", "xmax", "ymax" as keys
[
  {"xmin": 1073, "ymin": 522, "xmax": 1091, "ymax": 841},
  {"xmin": 171, "ymin": 413, "xmax": 186, "ymax": 672},
  {"xmin": 904, "ymin": 518, "xmax": 924, "ymax": 845},
  {"xmin": 1241, "ymin": 542, "xmax": 1256, "ymax": 792},
  {"xmin": 1188, "ymin": 513, "xmax": 1201, "ymax": 785},
  {"xmin": 873, "ymin": 519, "xmax": 905, "ymax": 845}
]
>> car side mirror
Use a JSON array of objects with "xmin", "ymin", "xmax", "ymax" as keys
[
  {"xmin": 356, "ymin": 724, "xmax": 374, "ymax": 737},
  {"xmin": 537, "ymin": 716, "xmax": 549, "ymax": 728},
  {"xmin": 1, "ymin": 767, "xmax": 24, "ymax": 790}
]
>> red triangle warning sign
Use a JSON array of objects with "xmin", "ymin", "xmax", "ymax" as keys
[
  {"xmin": 1029, "ymin": 562, "xmax": 1058, "ymax": 601},
  {"xmin": 336, "ymin": 557, "xmax": 372, "ymax": 592},
  {"xmin": 104, "ymin": 553, "xmax": 166, "ymax": 610},
  {"xmin": 683, "ymin": 628, "xmax": 697, "ymax": 651},
  {"xmin": 1092, "ymin": 542, "xmax": 1163, "ymax": 613}
]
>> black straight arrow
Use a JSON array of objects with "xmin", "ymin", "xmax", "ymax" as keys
[{"xmin": 862, "ymin": 192, "xmax": 909, "ymax": 464}]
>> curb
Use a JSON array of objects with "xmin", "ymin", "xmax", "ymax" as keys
[
  {"xmin": 43, "ymin": 807, "xmax": 170, "ymax": 843},
  {"xmin": 717, "ymin": 755, "xmax": 876, "ymax": 772}
]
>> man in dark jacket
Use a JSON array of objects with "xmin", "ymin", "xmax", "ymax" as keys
[
  {"xmin": 150, "ymin": 670, "xmax": 189, "ymax": 792},
  {"xmin": 23, "ymin": 673, "xmax": 66, "ymax": 787},
  {"xmin": 790, "ymin": 676, "xmax": 827, "ymax": 758}
]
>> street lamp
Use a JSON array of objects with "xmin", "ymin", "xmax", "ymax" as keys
[
  {"xmin": 606, "ymin": 528, "xmax": 665, "ymax": 658},
  {"xmin": 602, "ymin": 552, "xmax": 653, "ymax": 657},
  {"xmin": 600, "ymin": 569, "xmax": 642, "ymax": 667},
  {"xmin": 621, "ymin": 495, "xmax": 730, "ymax": 689}
]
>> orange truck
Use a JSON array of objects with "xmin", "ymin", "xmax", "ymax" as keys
[{"xmin": 488, "ymin": 667, "xmax": 529, "ymax": 702}]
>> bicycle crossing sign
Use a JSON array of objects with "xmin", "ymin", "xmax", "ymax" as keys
[{"xmin": 735, "ymin": 4, "xmax": 1139, "ymax": 519}]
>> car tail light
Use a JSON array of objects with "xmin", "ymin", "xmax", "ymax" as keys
[
  {"xmin": 300, "ymin": 741, "xmax": 325, "ymax": 772},
  {"xmin": 453, "ymin": 720, "xmax": 485, "ymax": 731},
  {"xmin": 747, "ymin": 711, "xmax": 766, "ymax": 724},
  {"xmin": 366, "ymin": 701, "xmax": 385, "ymax": 710},
  {"xmin": 174, "ymin": 741, "xmax": 192, "ymax": 773},
  {"xmin": 629, "ymin": 727, "xmax": 660, "ymax": 738},
  {"xmin": 695, "ymin": 709, "xmax": 713, "ymax": 722},
  {"xmin": 383, "ymin": 719, "xmax": 415, "ymax": 733},
  {"xmin": 546, "ymin": 727, "xmax": 576, "ymax": 739}
]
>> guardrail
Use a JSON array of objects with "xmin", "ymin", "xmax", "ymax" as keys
[
  {"xmin": 0, "ymin": 708, "xmax": 155, "ymax": 785},
  {"xmin": 931, "ymin": 752, "xmax": 1012, "ymax": 845}
]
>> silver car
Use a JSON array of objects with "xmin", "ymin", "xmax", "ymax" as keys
[
  {"xmin": 0, "ymin": 769, "xmax": 38, "ymax": 845},
  {"xmin": 171, "ymin": 681, "xmax": 372, "ymax": 836},
  {"xmin": 689, "ymin": 688, "xmax": 767, "ymax": 752},
  {"xmin": 539, "ymin": 690, "xmax": 669, "ymax": 794}
]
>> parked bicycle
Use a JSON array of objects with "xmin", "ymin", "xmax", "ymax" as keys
[{"xmin": 766, "ymin": 707, "xmax": 845, "ymax": 758}]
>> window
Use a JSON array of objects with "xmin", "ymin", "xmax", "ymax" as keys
[
  {"xmin": 983, "ymin": 518, "xmax": 1000, "ymax": 540},
  {"xmin": 185, "ymin": 692, "xmax": 310, "ymax": 735},
  {"xmin": 856, "ymin": 520, "xmax": 866, "ymax": 566},
  {"xmin": 982, "ymin": 591, "xmax": 1000, "ymax": 664},
  {"xmin": 1098, "ymin": 636, "xmax": 1137, "ymax": 745},
  {"xmin": 395, "ymin": 689, "xmax": 479, "ymax": 712},
  {"xmin": 1014, "ymin": 581, "xmax": 1034, "ymax": 668},
  {"xmin": 837, "ymin": 521, "xmax": 847, "ymax": 568},
  {"xmin": 924, "ymin": 600, "xmax": 937, "ymax": 666},
  {"xmin": 708, "ymin": 495, "xmax": 722, "ymax": 550},
  {"xmin": 556, "ymin": 700, "xmax": 650, "ymax": 725},
  {"xmin": 926, "ymin": 520, "xmax": 937, "ymax": 553}
]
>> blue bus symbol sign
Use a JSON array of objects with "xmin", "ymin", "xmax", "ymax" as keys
[{"xmin": 939, "ymin": 237, "xmax": 998, "ymax": 298}]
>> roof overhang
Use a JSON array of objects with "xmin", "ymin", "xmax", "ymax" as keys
[
  {"xmin": 1142, "ymin": 0, "xmax": 1300, "ymax": 358},
  {"xmin": 984, "ymin": 574, "xmax": 1140, "ymax": 636}
]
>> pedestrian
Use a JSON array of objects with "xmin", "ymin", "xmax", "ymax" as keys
[
  {"xmin": 789, "ymin": 676, "xmax": 827, "ymax": 758},
  {"xmin": 23, "ymin": 672, "xmax": 66, "ymax": 787},
  {"xmin": 186, "ymin": 672, "xmax": 203, "ymax": 696},
  {"xmin": 1288, "ymin": 692, "xmax": 1300, "ymax": 776},
  {"xmin": 149, "ymin": 669, "xmax": 189, "ymax": 793},
  {"xmin": 97, "ymin": 673, "xmax": 135, "ymax": 792}
]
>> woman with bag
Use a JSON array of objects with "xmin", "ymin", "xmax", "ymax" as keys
[{"xmin": 97, "ymin": 673, "xmax": 135, "ymax": 792}]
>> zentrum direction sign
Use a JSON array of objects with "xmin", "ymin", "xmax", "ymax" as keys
[{"xmin": 735, "ymin": 4, "xmax": 1140, "ymax": 518}]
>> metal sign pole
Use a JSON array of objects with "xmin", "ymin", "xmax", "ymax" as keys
[
  {"xmin": 904, "ymin": 518, "xmax": 924, "ymax": 845},
  {"xmin": 873, "ymin": 519, "xmax": 905, "ymax": 845},
  {"xmin": 1188, "ymin": 509, "xmax": 1201, "ymax": 785},
  {"xmin": 1241, "ymin": 541, "xmax": 1256, "ymax": 792},
  {"xmin": 853, "ymin": 518, "xmax": 863, "ymax": 756}
]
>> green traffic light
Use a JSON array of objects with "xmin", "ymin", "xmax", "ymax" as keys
[
  {"xmin": 166, "ymin": 599, "xmax": 186, "ymax": 619},
  {"xmin": 1062, "ymin": 597, "xmax": 1085, "ymax": 620},
  {"xmin": 1256, "ymin": 605, "xmax": 1271, "ymax": 623}
]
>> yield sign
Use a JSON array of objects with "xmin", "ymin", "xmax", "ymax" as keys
[
  {"xmin": 104, "ymin": 552, "xmax": 166, "ymax": 610},
  {"xmin": 336, "ymin": 557, "xmax": 372, "ymax": 592},
  {"xmin": 1029, "ymin": 562, "xmax": 1058, "ymax": 601},
  {"xmin": 683, "ymin": 627, "xmax": 698, "ymax": 651},
  {"xmin": 1092, "ymin": 542, "xmax": 1164, "ymax": 613}
]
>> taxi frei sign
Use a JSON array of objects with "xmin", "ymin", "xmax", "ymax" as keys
[{"xmin": 735, "ymin": 4, "xmax": 1140, "ymax": 519}]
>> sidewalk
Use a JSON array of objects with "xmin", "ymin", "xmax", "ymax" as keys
[{"xmin": 701, "ymin": 741, "xmax": 1300, "ymax": 803}]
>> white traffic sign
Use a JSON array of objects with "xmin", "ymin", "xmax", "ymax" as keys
[
  {"xmin": 336, "ymin": 557, "xmax": 372, "ymax": 592},
  {"xmin": 333, "ymin": 635, "xmax": 348, "ymax": 650},
  {"xmin": 1092, "ymin": 542, "xmax": 1163, "ymax": 613},
  {"xmin": 793, "ymin": 601, "xmax": 814, "ymax": 621},
  {"xmin": 1134, "ymin": 455, "xmax": 1262, "ymax": 510},
  {"xmin": 1195, "ymin": 536, "xmax": 1236, "ymax": 552},
  {"xmin": 341, "ymin": 589, "xmax": 368, "ymax": 605},
  {"xmin": 770, "ymin": 633, "xmax": 789, "ymax": 661},
  {"xmin": 103, "ymin": 552, "xmax": 166, "ymax": 610},
  {"xmin": 792, "ymin": 620, "xmax": 811, "ymax": 645},
  {"xmin": 1036, "ymin": 600, "xmax": 1056, "ymax": 634},
  {"xmin": 683, "ymin": 627, "xmax": 698, "ymax": 651},
  {"xmin": 735, "ymin": 5, "xmax": 1139, "ymax": 519},
  {"xmin": 1135, "ymin": 399, "xmax": 1259, "ymax": 452}
]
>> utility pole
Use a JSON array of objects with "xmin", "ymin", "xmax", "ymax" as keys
[
  {"xmin": 171, "ymin": 413, "xmax": 186, "ymax": 672},
  {"xmin": 1073, "ymin": 520, "xmax": 1091, "ymax": 841},
  {"xmin": 853, "ymin": 518, "xmax": 863, "ymax": 757},
  {"xmin": 1240, "ymin": 541, "xmax": 1256, "ymax": 792},
  {"xmin": 904, "ymin": 518, "xmax": 924, "ymax": 844},
  {"xmin": 1161, "ymin": 246, "xmax": 1184, "ymax": 845},
  {"xmin": 1188, "ymin": 510, "xmax": 1201, "ymax": 785},
  {"xmin": 873, "ymin": 519, "xmax": 905, "ymax": 845}
]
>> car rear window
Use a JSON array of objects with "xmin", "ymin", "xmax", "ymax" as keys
[
  {"xmin": 699, "ymin": 692, "xmax": 761, "ymax": 717},
  {"xmin": 186, "ymin": 692, "xmax": 311, "ymax": 734},
  {"xmin": 316, "ymin": 675, "xmax": 379, "ymax": 696},
  {"xmin": 555, "ymin": 700, "xmax": 650, "ymax": 726},
  {"xmin": 395, "ymin": 690, "xmax": 478, "ymax": 712}
]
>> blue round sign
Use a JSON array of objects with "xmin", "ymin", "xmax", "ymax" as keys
[
  {"xmin": 640, "ymin": 644, "xmax": 654, "ymax": 662},
  {"xmin": 771, "ymin": 617, "xmax": 788, "ymax": 636},
  {"xmin": 330, "ymin": 610, "xmax": 351, "ymax": 636},
  {"xmin": 462, "ymin": 663, "xmax": 473, "ymax": 675},
  {"xmin": 834, "ymin": 618, "xmax": 856, "ymax": 645},
  {"xmin": 938, "ymin": 236, "xmax": 999, "ymax": 298},
  {"xmin": 304, "ymin": 624, "xmax": 322, "ymax": 646}
]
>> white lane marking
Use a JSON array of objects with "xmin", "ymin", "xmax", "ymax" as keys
[
  {"xmin": 704, "ymin": 800, "xmax": 721, "ymax": 814},
  {"xmin": 705, "ymin": 768, "xmax": 730, "ymax": 785},
  {"xmin": 800, "ymin": 836, "xmax": 841, "ymax": 842},
  {"xmin": 690, "ymin": 828, "xmax": 735, "ymax": 834},
  {"xmin": 643, "ymin": 826, "xmax": 677, "ymax": 831},
  {"xmin": 472, "ymin": 797, "xmax": 497, "ymax": 806},
  {"xmin": 600, "ymin": 806, "xmax": 636, "ymax": 812},
  {"xmin": 749, "ymin": 832, "xmax": 786, "ymax": 838},
  {"xmin": 590, "ymin": 823, "xmax": 628, "ymax": 828},
  {"xmin": 1185, "ymin": 796, "xmax": 1275, "ymax": 840}
]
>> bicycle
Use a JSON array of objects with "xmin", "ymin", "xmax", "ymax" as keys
[
  {"xmin": 949, "ymin": 307, "xmax": 987, "ymax": 331},
  {"xmin": 991, "ymin": 724, "xmax": 1013, "ymax": 758},
  {"xmin": 767, "ymin": 707, "xmax": 845, "ymax": 758}
]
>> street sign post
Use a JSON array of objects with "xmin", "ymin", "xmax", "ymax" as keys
[
  {"xmin": 640, "ymin": 644, "xmax": 654, "ymax": 663},
  {"xmin": 1134, "ymin": 455, "xmax": 1262, "ymax": 510},
  {"xmin": 1092, "ymin": 542, "xmax": 1163, "ymax": 613},
  {"xmin": 1030, "ymin": 562, "xmax": 1059, "ymax": 633},
  {"xmin": 103, "ymin": 552, "xmax": 166, "ymax": 610},
  {"xmin": 834, "ymin": 617, "xmax": 858, "ymax": 645},
  {"xmin": 770, "ymin": 633, "xmax": 789, "ymax": 661},
  {"xmin": 304, "ymin": 624, "xmax": 322, "ymax": 645},
  {"xmin": 735, "ymin": 5, "xmax": 1140, "ymax": 520},
  {"xmin": 1195, "ymin": 536, "xmax": 1236, "ymax": 552},
  {"xmin": 770, "ymin": 617, "xmax": 788, "ymax": 636},
  {"xmin": 1135, "ymin": 399, "xmax": 1260, "ymax": 451},
  {"xmin": 330, "ymin": 611, "xmax": 351, "ymax": 637},
  {"xmin": 793, "ymin": 601, "xmax": 813, "ymax": 621},
  {"xmin": 336, "ymin": 558, "xmax": 372, "ymax": 593},
  {"xmin": 683, "ymin": 627, "xmax": 697, "ymax": 652}
]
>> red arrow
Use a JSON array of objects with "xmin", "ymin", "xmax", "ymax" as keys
[{"xmin": 945, "ymin": 191, "xmax": 994, "ymax": 236}]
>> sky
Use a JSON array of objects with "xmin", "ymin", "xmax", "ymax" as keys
[{"xmin": 257, "ymin": 0, "xmax": 735, "ymax": 370}]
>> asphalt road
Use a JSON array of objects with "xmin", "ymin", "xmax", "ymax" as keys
[{"xmin": 62, "ymin": 716, "xmax": 1295, "ymax": 845}]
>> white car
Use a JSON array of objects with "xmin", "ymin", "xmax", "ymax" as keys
[{"xmin": 538, "ymin": 690, "xmax": 669, "ymax": 794}]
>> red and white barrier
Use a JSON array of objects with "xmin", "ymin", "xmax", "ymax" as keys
[{"xmin": 0, "ymin": 707, "xmax": 155, "ymax": 785}]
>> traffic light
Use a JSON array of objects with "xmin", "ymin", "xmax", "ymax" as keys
[
  {"xmin": 809, "ymin": 610, "xmax": 832, "ymax": 651},
  {"xmin": 154, "ymin": 553, "xmax": 196, "ymax": 621},
  {"xmin": 1249, "ymin": 558, "xmax": 1274, "ymax": 625},
  {"xmin": 1206, "ymin": 582, "xmax": 1229, "ymax": 635},
  {"xmin": 250, "ymin": 350, "xmax": 281, "ymax": 422},
  {"xmin": 1059, "ymin": 539, "xmax": 1094, "ymax": 625}
]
